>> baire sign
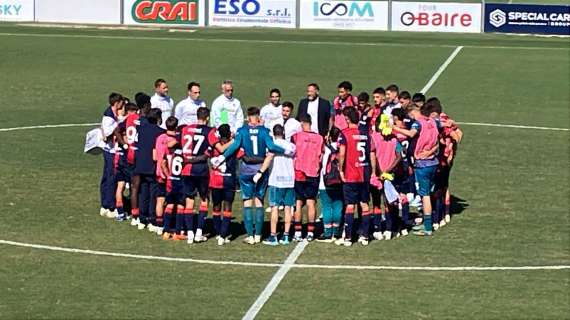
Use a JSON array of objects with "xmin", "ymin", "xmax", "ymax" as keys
[{"xmin": 124, "ymin": 0, "xmax": 206, "ymax": 26}]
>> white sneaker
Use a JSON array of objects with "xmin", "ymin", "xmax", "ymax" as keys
[
  {"xmin": 100, "ymin": 208, "xmax": 108, "ymax": 217},
  {"xmin": 400, "ymin": 229, "xmax": 409, "ymax": 237},
  {"xmin": 217, "ymin": 236, "xmax": 225, "ymax": 246},
  {"xmin": 243, "ymin": 236, "xmax": 255, "ymax": 245},
  {"xmin": 125, "ymin": 183, "xmax": 130, "ymax": 190},
  {"xmin": 137, "ymin": 222, "xmax": 146, "ymax": 230},
  {"xmin": 383, "ymin": 231, "xmax": 392, "ymax": 241},
  {"xmin": 106, "ymin": 209, "xmax": 118, "ymax": 219},
  {"xmin": 414, "ymin": 217, "xmax": 423, "ymax": 225},
  {"xmin": 194, "ymin": 229, "xmax": 203, "ymax": 241},
  {"xmin": 278, "ymin": 206, "xmax": 284, "ymax": 211},
  {"xmin": 187, "ymin": 231, "xmax": 195, "ymax": 244},
  {"xmin": 372, "ymin": 231, "xmax": 383, "ymax": 241},
  {"xmin": 445, "ymin": 214, "xmax": 451, "ymax": 224},
  {"xmin": 155, "ymin": 227, "xmax": 163, "ymax": 236},
  {"xmin": 130, "ymin": 217, "xmax": 139, "ymax": 226},
  {"xmin": 439, "ymin": 219, "xmax": 447, "ymax": 228},
  {"xmin": 254, "ymin": 235, "xmax": 261, "ymax": 244},
  {"xmin": 335, "ymin": 238, "xmax": 352, "ymax": 247},
  {"xmin": 358, "ymin": 236, "xmax": 369, "ymax": 246},
  {"xmin": 265, "ymin": 207, "xmax": 272, "ymax": 213},
  {"xmin": 433, "ymin": 223, "xmax": 440, "ymax": 231},
  {"xmin": 147, "ymin": 224, "xmax": 157, "ymax": 232}
]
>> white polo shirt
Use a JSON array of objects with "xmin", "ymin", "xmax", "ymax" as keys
[
  {"xmin": 210, "ymin": 94, "xmax": 244, "ymax": 132},
  {"xmin": 175, "ymin": 97, "xmax": 207, "ymax": 126},
  {"xmin": 307, "ymin": 97, "xmax": 319, "ymax": 134},
  {"xmin": 151, "ymin": 93, "xmax": 174, "ymax": 129},
  {"xmin": 276, "ymin": 117, "xmax": 301, "ymax": 142},
  {"xmin": 260, "ymin": 103, "xmax": 282, "ymax": 132}
]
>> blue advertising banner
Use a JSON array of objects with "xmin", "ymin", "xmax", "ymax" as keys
[{"xmin": 485, "ymin": 3, "xmax": 569, "ymax": 35}]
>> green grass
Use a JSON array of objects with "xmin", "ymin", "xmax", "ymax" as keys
[{"xmin": 0, "ymin": 24, "xmax": 569, "ymax": 319}]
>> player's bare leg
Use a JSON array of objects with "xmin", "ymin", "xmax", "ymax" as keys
[
  {"xmin": 263, "ymin": 206, "xmax": 280, "ymax": 246},
  {"xmin": 293, "ymin": 199, "xmax": 304, "ymax": 241},
  {"xmin": 253, "ymin": 197, "xmax": 264, "ymax": 243},
  {"xmin": 153, "ymin": 196, "xmax": 165, "ymax": 234},
  {"xmin": 129, "ymin": 175, "xmax": 141, "ymax": 226},
  {"xmin": 306, "ymin": 199, "xmax": 316, "ymax": 241},
  {"xmin": 114, "ymin": 181, "xmax": 126, "ymax": 221}
]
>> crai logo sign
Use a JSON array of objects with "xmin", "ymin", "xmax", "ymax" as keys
[{"xmin": 132, "ymin": 0, "xmax": 199, "ymax": 24}]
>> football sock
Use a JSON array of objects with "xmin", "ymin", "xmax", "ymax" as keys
[
  {"xmin": 156, "ymin": 215, "xmax": 163, "ymax": 228},
  {"xmin": 221, "ymin": 211, "xmax": 231, "ymax": 238},
  {"xmin": 307, "ymin": 222, "xmax": 315, "ymax": 234},
  {"xmin": 360, "ymin": 211, "xmax": 371, "ymax": 238},
  {"xmin": 401, "ymin": 201, "xmax": 411, "ymax": 227},
  {"xmin": 116, "ymin": 200, "xmax": 124, "ymax": 215},
  {"xmin": 184, "ymin": 209, "xmax": 195, "ymax": 234},
  {"xmin": 344, "ymin": 207, "xmax": 355, "ymax": 239},
  {"xmin": 243, "ymin": 207, "xmax": 254, "ymax": 236},
  {"xmin": 213, "ymin": 211, "xmax": 222, "ymax": 235},
  {"xmin": 372, "ymin": 208, "xmax": 382, "ymax": 231},
  {"xmin": 384, "ymin": 209, "xmax": 393, "ymax": 233},
  {"xmin": 163, "ymin": 211, "xmax": 172, "ymax": 233},
  {"xmin": 423, "ymin": 214, "xmax": 433, "ymax": 232},
  {"xmin": 254, "ymin": 207, "xmax": 264, "ymax": 236},
  {"xmin": 197, "ymin": 204, "xmax": 208, "ymax": 231}
]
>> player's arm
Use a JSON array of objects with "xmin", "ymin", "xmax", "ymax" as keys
[
  {"xmin": 416, "ymin": 143, "xmax": 439, "ymax": 160},
  {"xmin": 384, "ymin": 150, "xmax": 402, "ymax": 174},
  {"xmin": 222, "ymin": 130, "xmax": 242, "ymax": 158},
  {"xmin": 338, "ymin": 144, "xmax": 346, "ymax": 182},
  {"xmin": 258, "ymin": 153, "xmax": 275, "ymax": 174},
  {"xmin": 392, "ymin": 126, "xmax": 417, "ymax": 138},
  {"xmin": 370, "ymin": 150, "xmax": 378, "ymax": 178},
  {"xmin": 450, "ymin": 128, "xmax": 463, "ymax": 144},
  {"xmin": 263, "ymin": 131, "xmax": 286, "ymax": 155},
  {"xmin": 160, "ymin": 159, "xmax": 169, "ymax": 177},
  {"xmin": 114, "ymin": 127, "xmax": 127, "ymax": 147}
]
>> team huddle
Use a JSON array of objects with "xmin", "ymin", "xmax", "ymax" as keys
[{"xmin": 96, "ymin": 79, "xmax": 463, "ymax": 247}]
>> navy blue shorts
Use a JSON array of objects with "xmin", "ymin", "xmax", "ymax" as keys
[
  {"xmin": 211, "ymin": 188, "xmax": 235, "ymax": 206},
  {"xmin": 434, "ymin": 165, "xmax": 452, "ymax": 190},
  {"xmin": 294, "ymin": 177, "xmax": 319, "ymax": 201},
  {"xmin": 343, "ymin": 182, "xmax": 370, "ymax": 204},
  {"xmin": 116, "ymin": 163, "xmax": 134, "ymax": 183},
  {"xmin": 184, "ymin": 176, "xmax": 209, "ymax": 200},
  {"xmin": 156, "ymin": 182, "xmax": 167, "ymax": 198}
]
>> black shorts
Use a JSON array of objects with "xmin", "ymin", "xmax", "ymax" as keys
[
  {"xmin": 116, "ymin": 163, "xmax": 134, "ymax": 183},
  {"xmin": 211, "ymin": 188, "xmax": 235, "ymax": 206},
  {"xmin": 343, "ymin": 182, "xmax": 370, "ymax": 205},
  {"xmin": 294, "ymin": 177, "xmax": 320, "ymax": 201},
  {"xmin": 184, "ymin": 176, "xmax": 209, "ymax": 199},
  {"xmin": 155, "ymin": 182, "xmax": 167, "ymax": 198},
  {"xmin": 434, "ymin": 165, "xmax": 452, "ymax": 190}
]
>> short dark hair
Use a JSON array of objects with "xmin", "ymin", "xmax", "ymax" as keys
[
  {"xmin": 357, "ymin": 92, "xmax": 370, "ymax": 103},
  {"xmin": 372, "ymin": 87, "xmax": 385, "ymax": 95},
  {"xmin": 282, "ymin": 101, "xmax": 294, "ymax": 110},
  {"xmin": 412, "ymin": 93, "xmax": 426, "ymax": 103},
  {"xmin": 329, "ymin": 126, "xmax": 341, "ymax": 142},
  {"xmin": 273, "ymin": 124, "xmax": 285, "ymax": 137},
  {"xmin": 187, "ymin": 81, "xmax": 200, "ymax": 91},
  {"xmin": 270, "ymin": 88, "xmax": 281, "ymax": 97},
  {"xmin": 147, "ymin": 108, "xmax": 162, "ymax": 125},
  {"xmin": 299, "ymin": 114, "xmax": 312, "ymax": 124},
  {"xmin": 218, "ymin": 124, "xmax": 231, "ymax": 139},
  {"xmin": 338, "ymin": 81, "xmax": 353, "ymax": 91},
  {"xmin": 165, "ymin": 116, "xmax": 178, "ymax": 131},
  {"xmin": 425, "ymin": 98, "xmax": 443, "ymax": 115},
  {"xmin": 125, "ymin": 102, "xmax": 139, "ymax": 113},
  {"xmin": 420, "ymin": 104, "xmax": 432, "ymax": 117},
  {"xmin": 109, "ymin": 92, "xmax": 124, "ymax": 106},
  {"xmin": 154, "ymin": 78, "xmax": 166, "ymax": 88},
  {"xmin": 391, "ymin": 108, "xmax": 408, "ymax": 122},
  {"xmin": 399, "ymin": 91, "xmax": 411, "ymax": 100},
  {"xmin": 197, "ymin": 107, "xmax": 209, "ymax": 121},
  {"xmin": 134, "ymin": 92, "xmax": 151, "ymax": 109},
  {"xmin": 307, "ymin": 83, "xmax": 320, "ymax": 91},
  {"xmin": 247, "ymin": 107, "xmax": 260, "ymax": 117},
  {"xmin": 386, "ymin": 84, "xmax": 399, "ymax": 94},
  {"xmin": 343, "ymin": 107, "xmax": 359, "ymax": 124}
]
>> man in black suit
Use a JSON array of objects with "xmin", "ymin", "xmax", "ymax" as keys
[{"xmin": 297, "ymin": 83, "xmax": 333, "ymax": 137}]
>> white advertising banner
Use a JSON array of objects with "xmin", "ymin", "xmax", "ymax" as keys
[
  {"xmin": 209, "ymin": 0, "xmax": 296, "ymax": 28},
  {"xmin": 300, "ymin": 0, "xmax": 388, "ymax": 31},
  {"xmin": 391, "ymin": 2, "xmax": 482, "ymax": 33},
  {"xmin": 0, "ymin": 0, "xmax": 34, "ymax": 21},
  {"xmin": 124, "ymin": 0, "xmax": 206, "ymax": 27},
  {"xmin": 36, "ymin": 0, "xmax": 121, "ymax": 24}
]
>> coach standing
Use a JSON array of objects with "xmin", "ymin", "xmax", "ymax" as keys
[
  {"xmin": 151, "ymin": 78, "xmax": 174, "ymax": 129},
  {"xmin": 175, "ymin": 82, "xmax": 206, "ymax": 126},
  {"xmin": 100, "ymin": 93, "xmax": 124, "ymax": 218},
  {"xmin": 211, "ymin": 79, "xmax": 244, "ymax": 133},
  {"xmin": 297, "ymin": 83, "xmax": 332, "ymax": 137}
]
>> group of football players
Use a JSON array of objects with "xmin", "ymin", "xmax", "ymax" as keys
[{"xmin": 97, "ymin": 79, "xmax": 462, "ymax": 247}]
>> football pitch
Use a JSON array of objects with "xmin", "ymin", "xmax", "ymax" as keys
[{"xmin": 0, "ymin": 23, "xmax": 569, "ymax": 319}]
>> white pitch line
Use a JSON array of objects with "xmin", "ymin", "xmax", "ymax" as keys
[
  {"xmin": 0, "ymin": 123, "xmax": 99, "ymax": 132},
  {"xmin": 0, "ymin": 32, "xmax": 568, "ymax": 51},
  {"xmin": 1, "ymin": 239, "xmax": 569, "ymax": 271},
  {"xmin": 421, "ymin": 46, "xmax": 463, "ymax": 94},
  {"xmin": 456, "ymin": 121, "xmax": 569, "ymax": 131},
  {"xmin": 0, "ymin": 239, "xmax": 281, "ymax": 268},
  {"xmin": 242, "ymin": 241, "xmax": 308, "ymax": 320}
]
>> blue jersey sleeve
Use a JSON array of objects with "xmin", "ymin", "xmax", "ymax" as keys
[
  {"xmin": 262, "ymin": 130, "xmax": 285, "ymax": 155},
  {"xmin": 222, "ymin": 129, "xmax": 243, "ymax": 158}
]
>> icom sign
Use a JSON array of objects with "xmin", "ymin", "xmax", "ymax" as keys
[
  {"xmin": 124, "ymin": 0, "xmax": 206, "ymax": 26},
  {"xmin": 300, "ymin": 0, "xmax": 389, "ymax": 30},
  {"xmin": 392, "ymin": 2, "xmax": 482, "ymax": 33}
]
